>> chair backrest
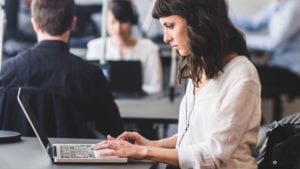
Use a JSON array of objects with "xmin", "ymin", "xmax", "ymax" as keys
[{"xmin": 0, "ymin": 87, "xmax": 96, "ymax": 138}]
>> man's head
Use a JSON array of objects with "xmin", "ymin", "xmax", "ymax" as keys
[{"xmin": 31, "ymin": 0, "xmax": 76, "ymax": 36}]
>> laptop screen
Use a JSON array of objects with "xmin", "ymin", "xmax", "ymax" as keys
[
  {"xmin": 107, "ymin": 60, "xmax": 143, "ymax": 92},
  {"xmin": 87, "ymin": 60, "xmax": 145, "ymax": 98},
  {"xmin": 17, "ymin": 88, "xmax": 52, "ymax": 157},
  {"xmin": 17, "ymin": 87, "xmax": 128, "ymax": 163}
]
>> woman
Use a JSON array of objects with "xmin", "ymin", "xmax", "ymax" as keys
[
  {"xmin": 86, "ymin": 0, "xmax": 163, "ymax": 94},
  {"xmin": 92, "ymin": 0, "xmax": 261, "ymax": 168}
]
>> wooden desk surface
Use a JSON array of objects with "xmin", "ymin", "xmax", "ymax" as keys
[{"xmin": 0, "ymin": 137, "xmax": 155, "ymax": 169}]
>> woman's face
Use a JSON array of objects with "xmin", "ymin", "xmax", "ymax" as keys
[
  {"xmin": 159, "ymin": 15, "xmax": 189, "ymax": 56},
  {"xmin": 107, "ymin": 10, "xmax": 132, "ymax": 40}
]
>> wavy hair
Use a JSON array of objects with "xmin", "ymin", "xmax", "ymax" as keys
[{"xmin": 152, "ymin": 0, "xmax": 249, "ymax": 85}]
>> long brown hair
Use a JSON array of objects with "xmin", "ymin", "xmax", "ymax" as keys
[{"xmin": 152, "ymin": 0, "xmax": 249, "ymax": 85}]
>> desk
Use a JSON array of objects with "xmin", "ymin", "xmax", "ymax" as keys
[
  {"xmin": 117, "ymin": 95, "xmax": 181, "ymax": 124},
  {"xmin": 117, "ymin": 95, "xmax": 182, "ymax": 138},
  {"xmin": 0, "ymin": 137, "xmax": 155, "ymax": 169}
]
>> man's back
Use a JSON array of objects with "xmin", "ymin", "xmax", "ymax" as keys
[{"xmin": 0, "ymin": 40, "xmax": 124, "ymax": 137}]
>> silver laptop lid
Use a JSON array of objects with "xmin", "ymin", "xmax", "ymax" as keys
[{"xmin": 17, "ymin": 87, "xmax": 53, "ymax": 160}]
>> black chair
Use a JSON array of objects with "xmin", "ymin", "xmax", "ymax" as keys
[
  {"xmin": 0, "ymin": 87, "xmax": 99, "ymax": 138},
  {"xmin": 250, "ymin": 50, "xmax": 300, "ymax": 121},
  {"xmin": 257, "ymin": 66, "xmax": 300, "ymax": 121},
  {"xmin": 257, "ymin": 112, "xmax": 300, "ymax": 169}
]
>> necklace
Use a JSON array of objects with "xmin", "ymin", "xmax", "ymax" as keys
[{"xmin": 178, "ymin": 85, "xmax": 196, "ymax": 147}]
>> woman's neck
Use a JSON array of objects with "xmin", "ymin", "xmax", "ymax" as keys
[
  {"xmin": 111, "ymin": 36, "xmax": 136, "ymax": 48},
  {"xmin": 224, "ymin": 52, "xmax": 238, "ymax": 64}
]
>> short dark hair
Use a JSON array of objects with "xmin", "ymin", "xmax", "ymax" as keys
[
  {"xmin": 152, "ymin": 0, "xmax": 249, "ymax": 84},
  {"xmin": 31, "ymin": 0, "xmax": 75, "ymax": 35},
  {"xmin": 110, "ymin": 0, "xmax": 138, "ymax": 25}
]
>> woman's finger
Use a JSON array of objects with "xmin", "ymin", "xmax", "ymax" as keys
[{"xmin": 107, "ymin": 135, "xmax": 116, "ymax": 140}]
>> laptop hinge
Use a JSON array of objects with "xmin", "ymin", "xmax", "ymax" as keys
[{"xmin": 47, "ymin": 145, "xmax": 57, "ymax": 157}]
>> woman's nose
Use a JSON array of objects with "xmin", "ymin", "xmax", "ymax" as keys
[{"xmin": 163, "ymin": 33, "xmax": 172, "ymax": 43}]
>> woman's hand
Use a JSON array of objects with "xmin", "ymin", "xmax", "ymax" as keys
[
  {"xmin": 91, "ymin": 131, "xmax": 160, "ymax": 159},
  {"xmin": 114, "ymin": 131, "xmax": 154, "ymax": 146},
  {"xmin": 92, "ymin": 139, "xmax": 147, "ymax": 159}
]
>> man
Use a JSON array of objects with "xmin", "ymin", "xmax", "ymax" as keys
[
  {"xmin": 232, "ymin": 0, "xmax": 300, "ymax": 74},
  {"xmin": 0, "ymin": 0, "xmax": 124, "ymax": 137}
]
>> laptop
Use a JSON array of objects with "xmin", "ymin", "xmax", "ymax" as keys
[
  {"xmin": 107, "ymin": 60, "xmax": 146, "ymax": 98},
  {"xmin": 17, "ymin": 87, "xmax": 128, "ymax": 163}
]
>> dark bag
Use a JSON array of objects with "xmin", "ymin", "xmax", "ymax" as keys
[{"xmin": 257, "ymin": 121, "xmax": 300, "ymax": 169}]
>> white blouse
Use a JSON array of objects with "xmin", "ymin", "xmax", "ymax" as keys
[
  {"xmin": 86, "ymin": 37, "xmax": 163, "ymax": 94},
  {"xmin": 177, "ymin": 56, "xmax": 261, "ymax": 169}
]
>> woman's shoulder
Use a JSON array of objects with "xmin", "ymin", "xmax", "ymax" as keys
[
  {"xmin": 224, "ymin": 55, "xmax": 258, "ymax": 79},
  {"xmin": 87, "ymin": 37, "xmax": 107, "ymax": 48},
  {"xmin": 228, "ymin": 55, "xmax": 255, "ymax": 69}
]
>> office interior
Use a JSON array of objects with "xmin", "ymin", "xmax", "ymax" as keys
[
  {"xmin": 229, "ymin": 0, "xmax": 300, "ymax": 123},
  {"xmin": 1, "ymin": 0, "xmax": 300, "ymax": 168}
]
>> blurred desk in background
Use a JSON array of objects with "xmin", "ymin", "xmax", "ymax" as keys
[{"xmin": 117, "ymin": 95, "xmax": 181, "ymax": 138}]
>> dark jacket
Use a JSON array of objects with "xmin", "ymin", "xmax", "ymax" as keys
[{"xmin": 0, "ymin": 40, "xmax": 124, "ymax": 137}]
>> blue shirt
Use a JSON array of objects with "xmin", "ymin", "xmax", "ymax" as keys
[{"xmin": 232, "ymin": 0, "xmax": 300, "ymax": 74}]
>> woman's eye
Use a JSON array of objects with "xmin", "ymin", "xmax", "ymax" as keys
[{"xmin": 165, "ymin": 24, "xmax": 174, "ymax": 29}]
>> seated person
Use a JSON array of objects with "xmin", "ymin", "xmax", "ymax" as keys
[
  {"xmin": 86, "ymin": 0, "xmax": 163, "ymax": 95},
  {"xmin": 231, "ymin": 0, "xmax": 300, "ymax": 75},
  {"xmin": 232, "ymin": 0, "xmax": 300, "ymax": 120},
  {"xmin": 0, "ymin": 0, "xmax": 124, "ymax": 137}
]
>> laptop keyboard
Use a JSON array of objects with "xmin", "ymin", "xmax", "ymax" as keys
[{"xmin": 60, "ymin": 144, "xmax": 95, "ymax": 159}]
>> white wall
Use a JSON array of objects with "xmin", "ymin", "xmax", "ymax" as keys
[
  {"xmin": 228, "ymin": 0, "xmax": 272, "ymax": 16},
  {"xmin": 133, "ymin": 0, "xmax": 273, "ymax": 38}
]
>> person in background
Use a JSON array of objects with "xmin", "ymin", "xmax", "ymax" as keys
[
  {"xmin": 0, "ymin": 0, "xmax": 124, "ymax": 137},
  {"xmin": 86, "ymin": 0, "xmax": 163, "ymax": 95},
  {"xmin": 232, "ymin": 0, "xmax": 300, "ymax": 75},
  {"xmin": 92, "ymin": 0, "xmax": 261, "ymax": 168},
  {"xmin": 232, "ymin": 0, "xmax": 300, "ymax": 112}
]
